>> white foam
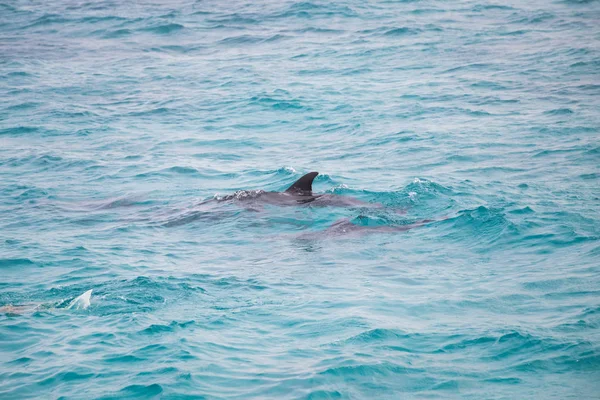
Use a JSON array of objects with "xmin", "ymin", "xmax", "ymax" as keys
[{"xmin": 67, "ymin": 289, "xmax": 92, "ymax": 310}]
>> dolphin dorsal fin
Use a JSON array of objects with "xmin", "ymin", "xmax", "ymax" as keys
[{"xmin": 285, "ymin": 172, "xmax": 319, "ymax": 195}]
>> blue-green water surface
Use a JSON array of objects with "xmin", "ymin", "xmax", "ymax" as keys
[{"xmin": 1, "ymin": 0, "xmax": 599, "ymax": 398}]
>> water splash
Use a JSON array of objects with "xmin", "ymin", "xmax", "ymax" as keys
[{"xmin": 66, "ymin": 289, "xmax": 92, "ymax": 310}]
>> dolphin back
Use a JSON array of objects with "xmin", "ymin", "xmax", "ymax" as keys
[{"xmin": 285, "ymin": 172, "xmax": 319, "ymax": 195}]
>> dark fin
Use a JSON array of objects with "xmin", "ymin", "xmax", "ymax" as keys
[{"xmin": 285, "ymin": 172, "xmax": 319, "ymax": 194}]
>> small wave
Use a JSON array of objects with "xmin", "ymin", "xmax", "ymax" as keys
[
  {"xmin": 576, "ymin": 84, "xmax": 600, "ymax": 91},
  {"xmin": 139, "ymin": 320, "xmax": 196, "ymax": 335},
  {"xmin": 5, "ymin": 71, "xmax": 34, "ymax": 78},
  {"xmin": 219, "ymin": 33, "xmax": 290, "ymax": 45},
  {"xmin": 127, "ymin": 107, "xmax": 170, "ymax": 116},
  {"xmin": 443, "ymin": 63, "xmax": 495, "ymax": 74},
  {"xmin": 140, "ymin": 23, "xmax": 184, "ymax": 35},
  {"xmin": 405, "ymin": 178, "xmax": 452, "ymax": 196},
  {"xmin": 472, "ymin": 5, "xmax": 516, "ymax": 11},
  {"xmin": 115, "ymin": 384, "xmax": 163, "ymax": 397},
  {"xmin": 510, "ymin": 12, "xmax": 555, "ymax": 24},
  {"xmin": 0, "ymin": 3, "xmax": 18, "ymax": 12},
  {"xmin": 102, "ymin": 28, "xmax": 132, "ymax": 39},
  {"xmin": 532, "ymin": 148, "xmax": 580, "ymax": 158},
  {"xmin": 5, "ymin": 102, "xmax": 41, "ymax": 111},
  {"xmin": 410, "ymin": 8, "xmax": 445, "ymax": 15},
  {"xmin": 219, "ymin": 34, "xmax": 264, "ymax": 45},
  {"xmin": 341, "ymin": 328, "xmax": 410, "ymax": 344},
  {"xmin": 296, "ymin": 67, "xmax": 335, "ymax": 76},
  {"xmin": 37, "ymin": 370, "xmax": 94, "ymax": 386},
  {"xmin": 34, "ymin": 154, "xmax": 62, "ymax": 165},
  {"xmin": 294, "ymin": 27, "xmax": 344, "ymax": 34},
  {"xmin": 359, "ymin": 26, "xmax": 421, "ymax": 37},
  {"xmin": 319, "ymin": 361, "xmax": 421, "ymax": 377},
  {"xmin": 0, "ymin": 258, "xmax": 35, "ymax": 268},
  {"xmin": 570, "ymin": 60, "xmax": 600, "ymax": 69},
  {"xmin": 323, "ymin": 178, "xmax": 454, "ymax": 213},
  {"xmin": 167, "ymin": 166, "xmax": 200, "ymax": 175},
  {"xmin": 263, "ymin": 34, "xmax": 289, "ymax": 43},
  {"xmin": 206, "ymin": 14, "xmax": 260, "ymax": 25},
  {"xmin": 163, "ymin": 44, "xmax": 206, "ymax": 54},
  {"xmin": 441, "ymin": 206, "xmax": 517, "ymax": 249},
  {"xmin": 80, "ymin": 15, "xmax": 128, "ymax": 24},
  {"xmin": 305, "ymin": 390, "xmax": 343, "ymax": 399},
  {"xmin": 133, "ymin": 166, "xmax": 213, "ymax": 180},
  {"xmin": 104, "ymin": 354, "xmax": 146, "ymax": 363},
  {"xmin": 272, "ymin": 2, "xmax": 357, "ymax": 19},
  {"xmin": 544, "ymin": 108, "xmax": 574, "ymax": 115},
  {"xmin": 248, "ymin": 95, "xmax": 307, "ymax": 111},
  {"xmin": 384, "ymin": 27, "xmax": 422, "ymax": 36},
  {"xmin": 580, "ymin": 172, "xmax": 598, "ymax": 180},
  {"xmin": 24, "ymin": 14, "xmax": 68, "ymax": 29},
  {"xmin": 191, "ymin": 10, "xmax": 212, "ymax": 16},
  {"xmin": 14, "ymin": 187, "xmax": 49, "ymax": 201},
  {"xmin": 6, "ymin": 357, "xmax": 33, "ymax": 365},
  {"xmin": 0, "ymin": 126, "xmax": 39, "ymax": 135},
  {"xmin": 498, "ymin": 30, "xmax": 529, "ymax": 36},
  {"xmin": 341, "ymin": 67, "xmax": 372, "ymax": 76},
  {"xmin": 508, "ymin": 206, "xmax": 535, "ymax": 215},
  {"xmin": 583, "ymin": 146, "xmax": 599, "ymax": 155},
  {"xmin": 470, "ymin": 81, "xmax": 509, "ymax": 90}
]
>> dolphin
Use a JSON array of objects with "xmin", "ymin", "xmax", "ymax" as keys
[
  {"xmin": 306, "ymin": 217, "xmax": 436, "ymax": 238},
  {"xmin": 160, "ymin": 172, "xmax": 392, "ymax": 227},
  {"xmin": 156, "ymin": 171, "xmax": 448, "ymax": 235},
  {"xmin": 216, "ymin": 171, "xmax": 383, "ymax": 209}
]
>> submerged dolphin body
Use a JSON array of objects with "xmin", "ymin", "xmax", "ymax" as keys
[{"xmin": 297, "ymin": 217, "xmax": 437, "ymax": 240}]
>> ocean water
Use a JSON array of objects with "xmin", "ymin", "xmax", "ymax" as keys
[{"xmin": 1, "ymin": 0, "xmax": 599, "ymax": 398}]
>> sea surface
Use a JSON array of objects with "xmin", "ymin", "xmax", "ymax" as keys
[{"xmin": 1, "ymin": 0, "xmax": 599, "ymax": 398}]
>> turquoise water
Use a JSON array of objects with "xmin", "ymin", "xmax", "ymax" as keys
[{"xmin": 1, "ymin": 0, "xmax": 599, "ymax": 398}]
